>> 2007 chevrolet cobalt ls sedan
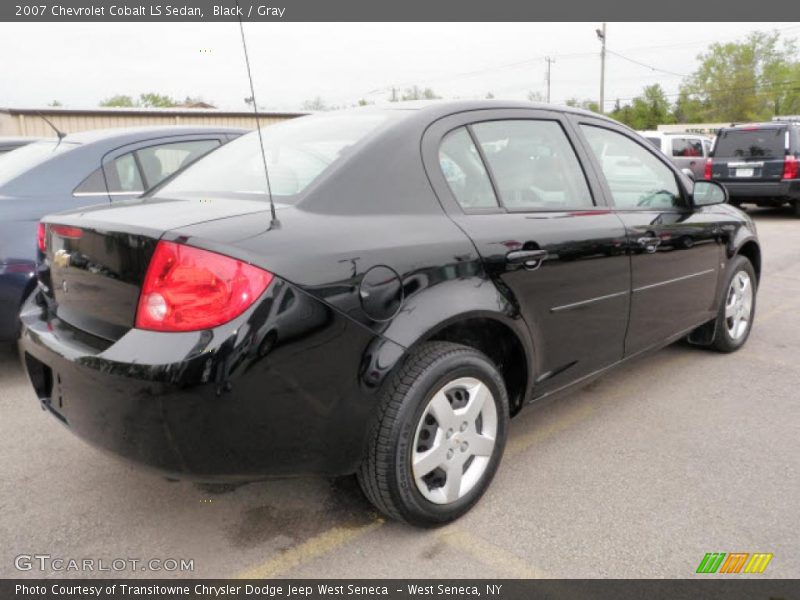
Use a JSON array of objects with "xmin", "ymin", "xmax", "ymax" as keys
[{"xmin": 19, "ymin": 102, "xmax": 760, "ymax": 526}]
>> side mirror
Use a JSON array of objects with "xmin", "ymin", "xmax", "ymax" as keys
[{"xmin": 692, "ymin": 180, "xmax": 727, "ymax": 207}]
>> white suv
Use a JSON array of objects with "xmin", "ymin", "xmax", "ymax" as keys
[{"xmin": 639, "ymin": 131, "xmax": 713, "ymax": 180}]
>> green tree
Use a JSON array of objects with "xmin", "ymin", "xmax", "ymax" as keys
[
  {"xmin": 680, "ymin": 31, "xmax": 799, "ymax": 122},
  {"xmin": 302, "ymin": 96, "xmax": 328, "ymax": 111},
  {"xmin": 565, "ymin": 98, "xmax": 600, "ymax": 113},
  {"xmin": 99, "ymin": 94, "xmax": 136, "ymax": 107},
  {"xmin": 47, "ymin": 100, "xmax": 62, "ymax": 107},
  {"xmin": 138, "ymin": 92, "xmax": 178, "ymax": 108},
  {"xmin": 400, "ymin": 86, "xmax": 441, "ymax": 101}
]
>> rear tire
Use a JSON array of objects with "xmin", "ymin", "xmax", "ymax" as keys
[
  {"xmin": 709, "ymin": 255, "xmax": 757, "ymax": 353},
  {"xmin": 357, "ymin": 342, "xmax": 509, "ymax": 527},
  {"xmin": 794, "ymin": 200, "xmax": 800, "ymax": 218}
]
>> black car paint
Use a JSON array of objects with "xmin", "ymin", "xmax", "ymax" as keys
[
  {"xmin": 0, "ymin": 127, "xmax": 246, "ymax": 341},
  {"xmin": 18, "ymin": 102, "xmax": 760, "ymax": 480}
]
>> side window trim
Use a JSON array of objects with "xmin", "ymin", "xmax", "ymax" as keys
[
  {"xmin": 464, "ymin": 124, "xmax": 506, "ymax": 211},
  {"xmin": 571, "ymin": 118, "xmax": 691, "ymax": 212},
  {"xmin": 422, "ymin": 108, "xmax": 612, "ymax": 217}
]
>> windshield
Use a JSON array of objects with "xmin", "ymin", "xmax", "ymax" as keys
[
  {"xmin": 0, "ymin": 140, "xmax": 78, "ymax": 187},
  {"xmin": 154, "ymin": 112, "xmax": 392, "ymax": 200},
  {"xmin": 714, "ymin": 128, "xmax": 786, "ymax": 158}
]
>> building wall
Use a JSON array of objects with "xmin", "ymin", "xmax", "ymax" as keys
[
  {"xmin": 657, "ymin": 123, "xmax": 729, "ymax": 135},
  {"xmin": 0, "ymin": 108, "xmax": 303, "ymax": 137}
]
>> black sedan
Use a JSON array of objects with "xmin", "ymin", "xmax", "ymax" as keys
[
  {"xmin": 0, "ymin": 126, "xmax": 246, "ymax": 341},
  {"xmin": 19, "ymin": 102, "xmax": 760, "ymax": 526}
]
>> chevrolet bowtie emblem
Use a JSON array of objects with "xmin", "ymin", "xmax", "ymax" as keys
[{"xmin": 53, "ymin": 249, "xmax": 71, "ymax": 269}]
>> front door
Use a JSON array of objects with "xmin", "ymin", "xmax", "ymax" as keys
[
  {"xmin": 575, "ymin": 120, "xmax": 722, "ymax": 355},
  {"xmin": 425, "ymin": 110, "xmax": 631, "ymax": 396}
]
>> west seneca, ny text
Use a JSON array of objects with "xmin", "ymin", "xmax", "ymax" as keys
[{"xmin": 16, "ymin": 584, "xmax": 505, "ymax": 597}]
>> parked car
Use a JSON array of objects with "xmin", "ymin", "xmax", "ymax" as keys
[
  {"xmin": 0, "ymin": 136, "xmax": 44, "ymax": 156},
  {"xmin": 19, "ymin": 102, "xmax": 760, "ymax": 526},
  {"xmin": 640, "ymin": 131, "xmax": 713, "ymax": 180},
  {"xmin": 0, "ymin": 126, "xmax": 246, "ymax": 340},
  {"xmin": 705, "ymin": 121, "xmax": 800, "ymax": 216}
]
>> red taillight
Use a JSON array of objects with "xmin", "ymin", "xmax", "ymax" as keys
[
  {"xmin": 51, "ymin": 224, "xmax": 83, "ymax": 239},
  {"xmin": 783, "ymin": 155, "xmax": 799, "ymax": 180},
  {"xmin": 37, "ymin": 222, "xmax": 46, "ymax": 253},
  {"xmin": 135, "ymin": 240, "xmax": 273, "ymax": 332},
  {"xmin": 704, "ymin": 159, "xmax": 713, "ymax": 180}
]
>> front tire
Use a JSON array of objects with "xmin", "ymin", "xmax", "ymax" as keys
[
  {"xmin": 710, "ymin": 255, "xmax": 757, "ymax": 352},
  {"xmin": 357, "ymin": 342, "xmax": 509, "ymax": 527}
]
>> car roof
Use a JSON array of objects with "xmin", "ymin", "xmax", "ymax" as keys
[
  {"xmin": 379, "ymin": 98, "xmax": 605, "ymax": 120},
  {"xmin": 62, "ymin": 125, "xmax": 249, "ymax": 145}
]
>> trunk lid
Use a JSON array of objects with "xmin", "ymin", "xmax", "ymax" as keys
[
  {"xmin": 710, "ymin": 126, "xmax": 788, "ymax": 182},
  {"xmin": 40, "ymin": 196, "xmax": 271, "ymax": 340}
]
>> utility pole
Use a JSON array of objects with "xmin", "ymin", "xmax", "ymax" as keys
[
  {"xmin": 544, "ymin": 56, "xmax": 555, "ymax": 104},
  {"xmin": 596, "ymin": 23, "xmax": 606, "ymax": 114}
]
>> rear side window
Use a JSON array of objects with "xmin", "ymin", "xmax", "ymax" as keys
[
  {"xmin": 136, "ymin": 140, "xmax": 220, "ymax": 188},
  {"xmin": 471, "ymin": 120, "xmax": 594, "ymax": 211},
  {"xmin": 714, "ymin": 128, "xmax": 786, "ymax": 158},
  {"xmin": 74, "ymin": 153, "xmax": 144, "ymax": 196},
  {"xmin": 438, "ymin": 128, "xmax": 498, "ymax": 209},
  {"xmin": 672, "ymin": 137, "xmax": 703, "ymax": 157}
]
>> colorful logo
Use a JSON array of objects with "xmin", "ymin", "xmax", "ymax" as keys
[{"xmin": 696, "ymin": 552, "xmax": 773, "ymax": 574}]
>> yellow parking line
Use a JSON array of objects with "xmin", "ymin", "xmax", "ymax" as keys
[
  {"xmin": 235, "ymin": 519, "xmax": 384, "ymax": 579},
  {"xmin": 437, "ymin": 526, "xmax": 550, "ymax": 578}
]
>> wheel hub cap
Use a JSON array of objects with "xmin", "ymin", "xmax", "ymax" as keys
[
  {"xmin": 411, "ymin": 377, "xmax": 498, "ymax": 505},
  {"xmin": 725, "ymin": 271, "xmax": 753, "ymax": 341}
]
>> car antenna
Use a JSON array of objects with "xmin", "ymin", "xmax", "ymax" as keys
[
  {"xmin": 36, "ymin": 112, "xmax": 67, "ymax": 142},
  {"xmin": 236, "ymin": 0, "xmax": 279, "ymax": 230}
]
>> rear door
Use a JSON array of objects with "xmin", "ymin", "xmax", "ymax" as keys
[
  {"xmin": 573, "ymin": 117, "xmax": 722, "ymax": 356},
  {"xmin": 72, "ymin": 135, "xmax": 226, "ymax": 202},
  {"xmin": 423, "ymin": 109, "xmax": 631, "ymax": 396},
  {"xmin": 710, "ymin": 126, "xmax": 787, "ymax": 183}
]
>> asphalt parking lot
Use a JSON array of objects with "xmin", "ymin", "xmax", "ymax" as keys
[{"xmin": 1, "ymin": 207, "xmax": 798, "ymax": 580}]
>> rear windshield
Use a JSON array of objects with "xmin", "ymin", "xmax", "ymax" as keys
[
  {"xmin": 154, "ymin": 112, "xmax": 393, "ymax": 201},
  {"xmin": 714, "ymin": 128, "xmax": 786, "ymax": 159},
  {"xmin": 0, "ymin": 140, "xmax": 78, "ymax": 187}
]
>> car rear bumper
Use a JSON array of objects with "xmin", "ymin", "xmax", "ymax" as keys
[
  {"xmin": 17, "ymin": 280, "xmax": 403, "ymax": 480},
  {"xmin": 719, "ymin": 180, "xmax": 800, "ymax": 199}
]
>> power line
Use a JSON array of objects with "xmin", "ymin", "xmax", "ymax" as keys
[
  {"xmin": 606, "ymin": 49, "xmax": 687, "ymax": 78},
  {"xmin": 601, "ymin": 77, "xmax": 800, "ymax": 107}
]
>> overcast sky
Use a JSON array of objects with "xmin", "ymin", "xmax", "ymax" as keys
[{"xmin": 1, "ymin": 22, "xmax": 798, "ymax": 112}]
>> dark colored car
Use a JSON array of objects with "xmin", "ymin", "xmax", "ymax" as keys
[
  {"xmin": 0, "ymin": 136, "xmax": 43, "ymax": 155},
  {"xmin": 705, "ymin": 121, "xmax": 800, "ymax": 216},
  {"xmin": 0, "ymin": 126, "xmax": 246, "ymax": 340},
  {"xmin": 19, "ymin": 102, "xmax": 760, "ymax": 526}
]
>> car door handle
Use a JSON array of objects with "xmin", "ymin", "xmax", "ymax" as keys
[{"xmin": 506, "ymin": 249, "xmax": 548, "ymax": 267}]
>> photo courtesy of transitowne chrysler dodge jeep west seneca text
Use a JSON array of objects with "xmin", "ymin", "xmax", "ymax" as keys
[{"xmin": 19, "ymin": 101, "xmax": 761, "ymax": 526}]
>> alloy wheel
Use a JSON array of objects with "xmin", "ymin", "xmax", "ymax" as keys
[{"xmin": 725, "ymin": 271, "xmax": 753, "ymax": 340}]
